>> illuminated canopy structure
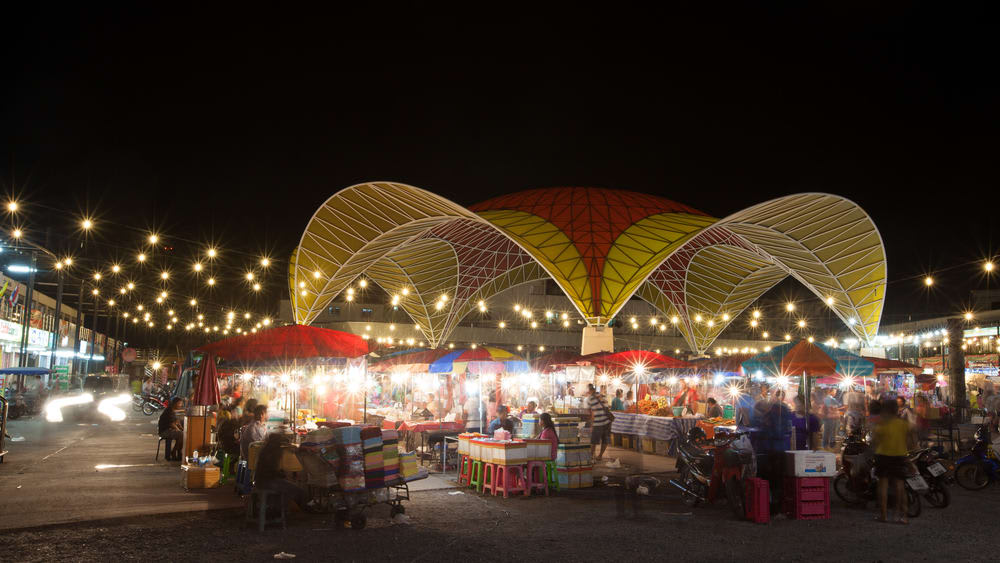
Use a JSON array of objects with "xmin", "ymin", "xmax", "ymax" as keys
[{"xmin": 291, "ymin": 183, "xmax": 886, "ymax": 354}]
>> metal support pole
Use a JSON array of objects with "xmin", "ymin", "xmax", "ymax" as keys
[
  {"xmin": 72, "ymin": 281, "xmax": 83, "ymax": 375},
  {"xmin": 85, "ymin": 295, "xmax": 97, "ymax": 375},
  {"xmin": 49, "ymin": 269, "xmax": 64, "ymax": 370},
  {"xmin": 104, "ymin": 310, "xmax": 112, "ymax": 372},
  {"xmin": 17, "ymin": 251, "xmax": 37, "ymax": 369}
]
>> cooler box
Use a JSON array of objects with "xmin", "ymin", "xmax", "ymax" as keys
[
  {"xmin": 494, "ymin": 441, "xmax": 527, "ymax": 465},
  {"xmin": 556, "ymin": 467, "xmax": 572, "ymax": 489},
  {"xmin": 525, "ymin": 439, "xmax": 552, "ymax": 461},
  {"xmin": 519, "ymin": 414, "xmax": 539, "ymax": 438},
  {"xmin": 469, "ymin": 439, "xmax": 487, "ymax": 461},
  {"xmin": 696, "ymin": 420, "xmax": 716, "ymax": 440},
  {"xmin": 553, "ymin": 417, "xmax": 581, "ymax": 443},
  {"xmin": 478, "ymin": 440, "xmax": 500, "ymax": 463},
  {"xmin": 744, "ymin": 477, "xmax": 770, "ymax": 524},
  {"xmin": 785, "ymin": 450, "xmax": 837, "ymax": 477},
  {"xmin": 577, "ymin": 465, "xmax": 594, "ymax": 488},
  {"xmin": 556, "ymin": 444, "xmax": 589, "ymax": 467},
  {"xmin": 181, "ymin": 464, "xmax": 220, "ymax": 489}
]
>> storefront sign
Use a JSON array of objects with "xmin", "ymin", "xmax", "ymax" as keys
[
  {"xmin": 0, "ymin": 319, "xmax": 21, "ymax": 342},
  {"xmin": 28, "ymin": 327, "xmax": 50, "ymax": 348}
]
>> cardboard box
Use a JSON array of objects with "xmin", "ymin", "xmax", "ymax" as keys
[
  {"xmin": 784, "ymin": 450, "xmax": 837, "ymax": 478},
  {"xmin": 654, "ymin": 439, "xmax": 671, "ymax": 456},
  {"xmin": 641, "ymin": 437, "xmax": 656, "ymax": 454},
  {"xmin": 181, "ymin": 464, "xmax": 220, "ymax": 489}
]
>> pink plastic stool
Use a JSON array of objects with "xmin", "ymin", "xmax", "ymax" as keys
[
  {"xmin": 481, "ymin": 463, "xmax": 498, "ymax": 495},
  {"xmin": 524, "ymin": 461, "xmax": 549, "ymax": 496},
  {"xmin": 494, "ymin": 464, "xmax": 526, "ymax": 498}
]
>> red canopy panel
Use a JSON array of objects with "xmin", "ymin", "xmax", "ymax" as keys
[
  {"xmin": 589, "ymin": 349, "xmax": 692, "ymax": 370},
  {"xmin": 195, "ymin": 324, "xmax": 368, "ymax": 363},
  {"xmin": 781, "ymin": 340, "xmax": 837, "ymax": 375}
]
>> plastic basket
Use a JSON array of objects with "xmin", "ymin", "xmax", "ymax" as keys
[
  {"xmin": 744, "ymin": 477, "xmax": 770, "ymax": 524},
  {"xmin": 782, "ymin": 476, "xmax": 831, "ymax": 520}
]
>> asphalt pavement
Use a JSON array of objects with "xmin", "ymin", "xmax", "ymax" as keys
[
  {"xmin": 0, "ymin": 405, "xmax": 242, "ymax": 530},
  {"xmin": 2, "ymin": 409, "xmax": 999, "ymax": 562}
]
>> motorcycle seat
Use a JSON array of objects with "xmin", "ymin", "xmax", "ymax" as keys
[{"xmin": 679, "ymin": 441, "xmax": 712, "ymax": 461}]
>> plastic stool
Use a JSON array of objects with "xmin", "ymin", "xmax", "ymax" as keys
[
  {"xmin": 469, "ymin": 460, "xmax": 486, "ymax": 492},
  {"xmin": 481, "ymin": 462, "xmax": 498, "ymax": 495},
  {"xmin": 155, "ymin": 437, "xmax": 166, "ymax": 460},
  {"xmin": 458, "ymin": 455, "xmax": 472, "ymax": 485},
  {"xmin": 245, "ymin": 488, "xmax": 286, "ymax": 531},
  {"xmin": 219, "ymin": 454, "xmax": 235, "ymax": 485},
  {"xmin": 525, "ymin": 461, "xmax": 549, "ymax": 496},
  {"xmin": 545, "ymin": 460, "xmax": 559, "ymax": 491},
  {"xmin": 494, "ymin": 464, "xmax": 526, "ymax": 498}
]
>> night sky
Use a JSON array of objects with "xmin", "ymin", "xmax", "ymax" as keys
[{"xmin": 2, "ymin": 5, "xmax": 997, "ymax": 326}]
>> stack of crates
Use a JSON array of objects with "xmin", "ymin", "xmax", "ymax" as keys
[{"xmin": 782, "ymin": 477, "xmax": 831, "ymax": 520}]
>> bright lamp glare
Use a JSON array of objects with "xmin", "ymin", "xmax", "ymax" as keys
[
  {"xmin": 98, "ymin": 393, "xmax": 131, "ymax": 421},
  {"xmin": 46, "ymin": 393, "xmax": 94, "ymax": 422}
]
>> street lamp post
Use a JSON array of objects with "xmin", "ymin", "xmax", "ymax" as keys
[
  {"xmin": 85, "ymin": 292, "xmax": 98, "ymax": 375},
  {"xmin": 49, "ymin": 267, "xmax": 64, "ymax": 370},
  {"xmin": 17, "ymin": 251, "xmax": 37, "ymax": 369}
]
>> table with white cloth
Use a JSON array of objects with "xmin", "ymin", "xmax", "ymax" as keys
[{"xmin": 611, "ymin": 413, "xmax": 701, "ymax": 456}]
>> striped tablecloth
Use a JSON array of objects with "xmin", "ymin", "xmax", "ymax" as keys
[{"xmin": 611, "ymin": 413, "xmax": 701, "ymax": 455}]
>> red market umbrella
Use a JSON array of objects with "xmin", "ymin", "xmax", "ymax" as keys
[
  {"xmin": 192, "ymin": 353, "xmax": 221, "ymax": 406},
  {"xmin": 589, "ymin": 349, "xmax": 692, "ymax": 373},
  {"xmin": 195, "ymin": 324, "xmax": 368, "ymax": 363}
]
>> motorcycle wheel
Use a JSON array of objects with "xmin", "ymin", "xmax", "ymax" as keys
[
  {"xmin": 8, "ymin": 406, "xmax": 22, "ymax": 420},
  {"xmin": 132, "ymin": 400, "xmax": 143, "ymax": 412},
  {"xmin": 923, "ymin": 481, "xmax": 951, "ymax": 508},
  {"xmin": 679, "ymin": 467, "xmax": 702, "ymax": 508},
  {"xmin": 955, "ymin": 462, "xmax": 990, "ymax": 491},
  {"xmin": 142, "ymin": 402, "xmax": 156, "ymax": 416},
  {"xmin": 725, "ymin": 477, "xmax": 745, "ymax": 519},
  {"xmin": 833, "ymin": 474, "xmax": 866, "ymax": 505},
  {"xmin": 906, "ymin": 488, "xmax": 921, "ymax": 518}
]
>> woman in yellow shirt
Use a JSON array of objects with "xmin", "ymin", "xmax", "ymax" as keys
[{"xmin": 873, "ymin": 399, "xmax": 914, "ymax": 524}]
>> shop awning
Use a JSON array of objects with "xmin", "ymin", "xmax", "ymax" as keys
[{"xmin": 194, "ymin": 324, "xmax": 368, "ymax": 364}]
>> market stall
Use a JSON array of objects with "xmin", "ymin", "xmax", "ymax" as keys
[
  {"xmin": 194, "ymin": 324, "xmax": 370, "ymax": 429},
  {"xmin": 741, "ymin": 339, "xmax": 874, "ymax": 417}
]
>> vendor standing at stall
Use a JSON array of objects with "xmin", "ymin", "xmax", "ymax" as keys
[{"xmin": 673, "ymin": 381, "xmax": 699, "ymax": 415}]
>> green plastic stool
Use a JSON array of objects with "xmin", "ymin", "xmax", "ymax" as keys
[
  {"xmin": 545, "ymin": 460, "xmax": 559, "ymax": 491},
  {"xmin": 469, "ymin": 459, "xmax": 486, "ymax": 492},
  {"xmin": 217, "ymin": 454, "xmax": 233, "ymax": 485}
]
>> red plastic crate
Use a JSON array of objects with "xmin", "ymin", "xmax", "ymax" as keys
[
  {"xmin": 783, "ymin": 476, "xmax": 831, "ymax": 520},
  {"xmin": 744, "ymin": 477, "xmax": 770, "ymax": 523}
]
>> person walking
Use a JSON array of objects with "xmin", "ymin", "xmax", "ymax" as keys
[
  {"xmin": 873, "ymin": 399, "xmax": 912, "ymax": 524},
  {"xmin": 586, "ymin": 383, "xmax": 613, "ymax": 461},
  {"xmin": 822, "ymin": 388, "xmax": 842, "ymax": 449}
]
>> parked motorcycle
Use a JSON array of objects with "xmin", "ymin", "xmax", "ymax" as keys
[
  {"xmin": 670, "ymin": 427, "xmax": 754, "ymax": 518},
  {"xmin": 954, "ymin": 424, "xmax": 1000, "ymax": 490},
  {"xmin": 141, "ymin": 392, "xmax": 169, "ymax": 416},
  {"xmin": 911, "ymin": 447, "xmax": 953, "ymax": 508},
  {"xmin": 833, "ymin": 433, "xmax": 922, "ymax": 517},
  {"xmin": 6, "ymin": 392, "xmax": 27, "ymax": 420}
]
